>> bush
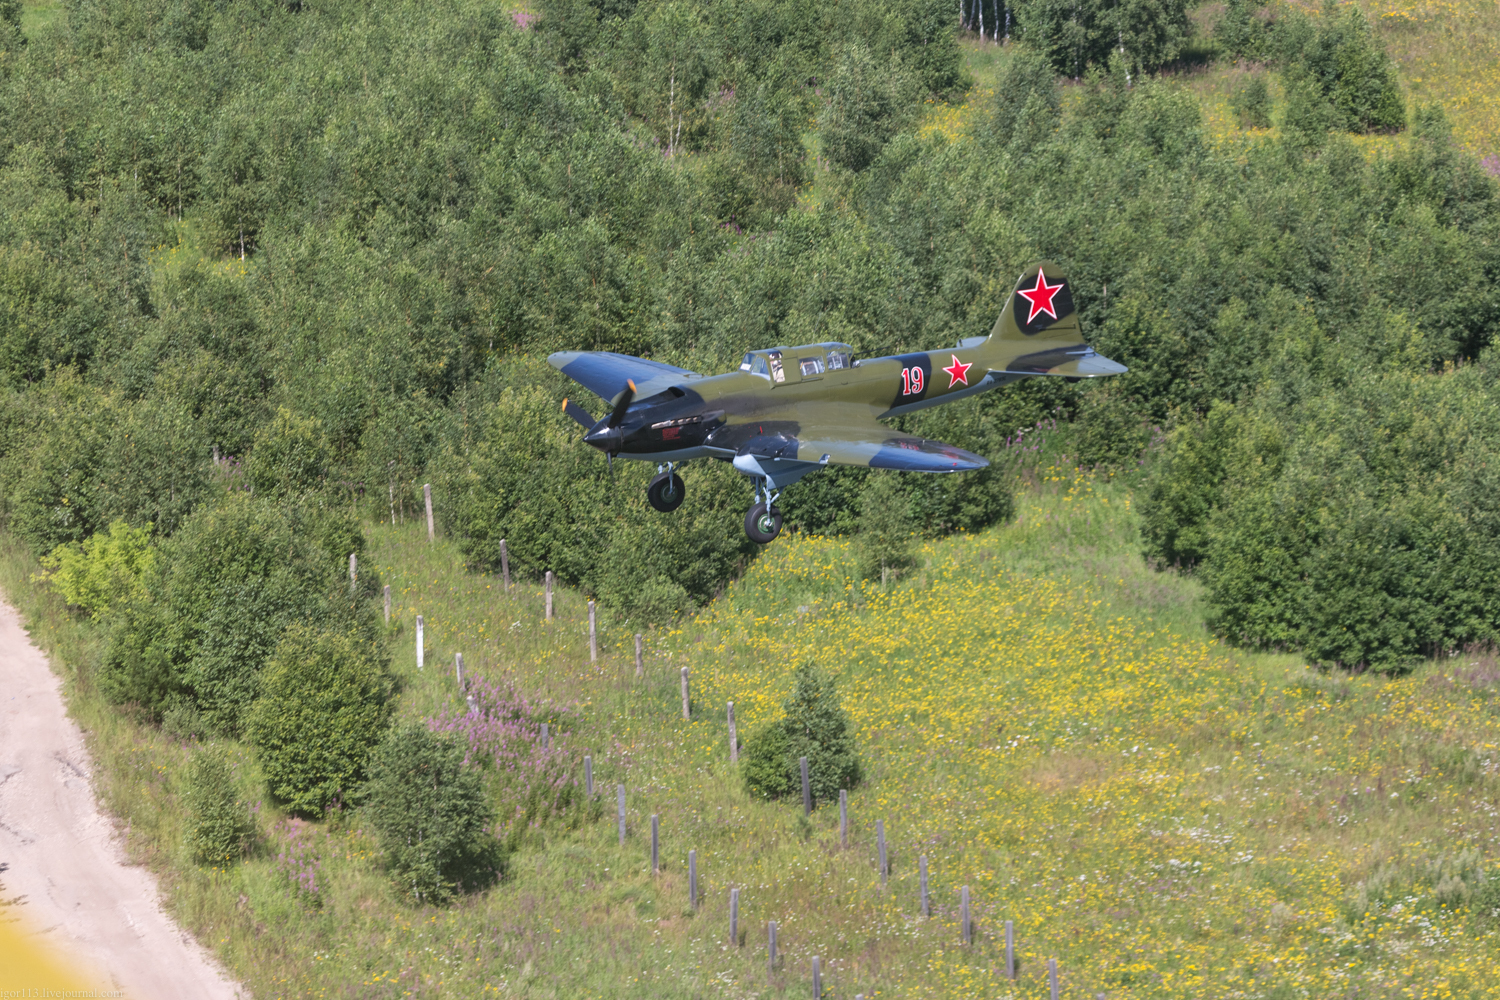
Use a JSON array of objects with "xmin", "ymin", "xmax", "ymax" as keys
[
  {"xmin": 1230, "ymin": 75, "xmax": 1272, "ymax": 129},
  {"xmin": 38, "ymin": 519, "xmax": 155, "ymax": 620},
  {"xmin": 99, "ymin": 493, "xmax": 374, "ymax": 732},
  {"xmin": 245, "ymin": 625, "xmax": 393, "ymax": 817},
  {"xmin": 185, "ymin": 744, "xmax": 252, "ymax": 867},
  {"xmin": 742, "ymin": 722, "xmax": 795, "ymax": 800},
  {"xmin": 363, "ymin": 724, "xmax": 505, "ymax": 905},
  {"xmin": 856, "ymin": 473, "xmax": 916, "ymax": 583},
  {"xmin": 742, "ymin": 663, "xmax": 861, "ymax": 805},
  {"xmin": 818, "ymin": 43, "xmax": 910, "ymax": 173}
]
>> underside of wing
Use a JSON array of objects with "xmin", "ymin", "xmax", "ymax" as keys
[
  {"xmin": 783, "ymin": 417, "xmax": 989, "ymax": 473},
  {"xmin": 548, "ymin": 351, "xmax": 702, "ymax": 403}
]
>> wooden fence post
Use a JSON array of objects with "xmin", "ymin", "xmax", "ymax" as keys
[
  {"xmin": 617, "ymin": 784, "xmax": 626, "ymax": 845},
  {"xmin": 500, "ymin": 539, "xmax": 510, "ymax": 590},
  {"xmin": 689, "ymin": 850, "xmax": 698, "ymax": 911},
  {"xmin": 1048, "ymin": 958, "xmax": 1060, "ymax": 1000},
  {"xmin": 920, "ymin": 854, "xmax": 930, "ymax": 916},
  {"xmin": 651, "ymin": 814, "xmax": 660, "ymax": 873},
  {"xmin": 961, "ymin": 886, "xmax": 971, "ymax": 945},
  {"xmin": 727, "ymin": 702, "xmax": 738, "ymax": 763},
  {"xmin": 730, "ymin": 888, "xmax": 739, "ymax": 947},
  {"xmin": 383, "ymin": 585, "xmax": 390, "ymax": 624},
  {"xmin": 424, "ymin": 483, "xmax": 434, "ymax": 542},
  {"xmin": 767, "ymin": 921, "xmax": 778, "ymax": 978},
  {"xmin": 839, "ymin": 790, "xmax": 848, "ymax": 848},
  {"xmin": 588, "ymin": 600, "xmax": 598, "ymax": 662},
  {"xmin": 540, "ymin": 723, "xmax": 550, "ymax": 750},
  {"xmin": 349, "ymin": 552, "xmax": 357, "ymax": 594},
  {"xmin": 455, "ymin": 652, "xmax": 463, "ymax": 689},
  {"xmin": 545, "ymin": 571, "xmax": 554, "ymax": 621},
  {"xmin": 415, "ymin": 615, "xmax": 424, "ymax": 670},
  {"xmin": 634, "ymin": 633, "xmax": 643, "ymax": 678},
  {"xmin": 800, "ymin": 757, "xmax": 811, "ymax": 816},
  {"xmin": 877, "ymin": 819, "xmax": 888, "ymax": 887},
  {"xmin": 584, "ymin": 755, "xmax": 593, "ymax": 795},
  {"xmin": 811, "ymin": 956, "xmax": 822, "ymax": 998},
  {"xmin": 1005, "ymin": 920, "xmax": 1015, "ymax": 979},
  {"xmin": 681, "ymin": 667, "xmax": 690, "ymax": 720}
]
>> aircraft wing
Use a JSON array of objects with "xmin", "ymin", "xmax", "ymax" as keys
[
  {"xmin": 797, "ymin": 425, "xmax": 989, "ymax": 472},
  {"xmin": 734, "ymin": 407, "xmax": 988, "ymax": 472},
  {"xmin": 548, "ymin": 351, "xmax": 703, "ymax": 403}
]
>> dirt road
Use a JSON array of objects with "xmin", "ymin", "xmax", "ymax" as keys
[{"xmin": 0, "ymin": 598, "xmax": 245, "ymax": 999}]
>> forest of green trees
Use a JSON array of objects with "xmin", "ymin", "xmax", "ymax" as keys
[{"xmin": 2, "ymin": 0, "xmax": 1497, "ymax": 772}]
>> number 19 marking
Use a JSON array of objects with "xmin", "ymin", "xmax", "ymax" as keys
[{"xmin": 900, "ymin": 367, "xmax": 925, "ymax": 396}]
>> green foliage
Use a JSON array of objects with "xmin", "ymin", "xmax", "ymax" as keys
[
  {"xmin": 245, "ymin": 408, "xmax": 330, "ymax": 499},
  {"xmin": 1216, "ymin": 0, "xmax": 1270, "ymax": 62},
  {"xmin": 819, "ymin": 43, "xmax": 911, "ymax": 173},
  {"xmin": 363, "ymin": 724, "xmax": 505, "ymax": 905},
  {"xmin": 1268, "ymin": 4, "xmax": 1405, "ymax": 134},
  {"xmin": 1145, "ymin": 359, "xmax": 1500, "ymax": 671},
  {"xmin": 38, "ymin": 519, "xmax": 155, "ymax": 619},
  {"xmin": 741, "ymin": 663, "xmax": 861, "ymax": 804},
  {"xmin": 185, "ymin": 743, "xmax": 251, "ymax": 867},
  {"xmin": 1018, "ymin": 0, "xmax": 1189, "ymax": 78},
  {"xmin": 442, "ymin": 380, "xmax": 754, "ymax": 624},
  {"xmin": 856, "ymin": 473, "xmax": 917, "ymax": 582},
  {"xmin": 741, "ymin": 720, "xmax": 795, "ymax": 800},
  {"xmin": 246, "ymin": 625, "xmax": 393, "ymax": 817},
  {"xmin": 100, "ymin": 493, "xmax": 377, "ymax": 730},
  {"xmin": 1230, "ymin": 74, "xmax": 1272, "ymax": 129}
]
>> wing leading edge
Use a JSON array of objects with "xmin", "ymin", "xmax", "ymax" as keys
[{"xmin": 548, "ymin": 351, "xmax": 702, "ymax": 403}]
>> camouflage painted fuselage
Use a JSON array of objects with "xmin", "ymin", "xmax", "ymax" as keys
[{"xmin": 550, "ymin": 262, "xmax": 1125, "ymax": 486}]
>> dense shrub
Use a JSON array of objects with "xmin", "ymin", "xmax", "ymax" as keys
[
  {"xmin": 99, "ymin": 494, "xmax": 377, "ymax": 731},
  {"xmin": 856, "ymin": 473, "xmax": 917, "ymax": 582},
  {"xmin": 743, "ymin": 663, "xmax": 861, "ymax": 804},
  {"xmin": 38, "ymin": 519, "xmax": 155, "ymax": 620},
  {"xmin": 742, "ymin": 722, "xmax": 795, "ymax": 800},
  {"xmin": 1018, "ymin": 0, "xmax": 1189, "ymax": 78},
  {"xmin": 185, "ymin": 744, "xmax": 252, "ymax": 867},
  {"xmin": 246, "ymin": 625, "xmax": 393, "ymax": 817},
  {"xmin": 1143, "ymin": 358, "xmax": 1500, "ymax": 671},
  {"xmin": 363, "ymin": 724, "xmax": 506, "ymax": 905}
]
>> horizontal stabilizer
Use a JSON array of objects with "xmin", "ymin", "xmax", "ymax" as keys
[{"xmin": 998, "ymin": 346, "xmax": 1127, "ymax": 378}]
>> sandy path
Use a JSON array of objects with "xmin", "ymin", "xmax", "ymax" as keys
[{"xmin": 0, "ymin": 599, "xmax": 246, "ymax": 999}]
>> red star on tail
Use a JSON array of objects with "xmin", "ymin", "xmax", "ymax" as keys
[
  {"xmin": 943, "ymin": 354, "xmax": 972, "ymax": 388},
  {"xmin": 1017, "ymin": 267, "xmax": 1064, "ymax": 325}
]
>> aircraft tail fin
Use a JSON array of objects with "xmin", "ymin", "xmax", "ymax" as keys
[
  {"xmin": 983, "ymin": 262, "xmax": 1127, "ymax": 378},
  {"xmin": 991, "ymin": 261, "xmax": 1080, "ymax": 342}
]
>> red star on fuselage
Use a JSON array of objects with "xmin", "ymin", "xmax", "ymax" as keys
[
  {"xmin": 1017, "ymin": 267, "xmax": 1064, "ymax": 325},
  {"xmin": 942, "ymin": 354, "xmax": 972, "ymax": 388}
]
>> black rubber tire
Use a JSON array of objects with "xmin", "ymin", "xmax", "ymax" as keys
[
  {"xmin": 744, "ymin": 502, "xmax": 783, "ymax": 544},
  {"xmin": 648, "ymin": 472, "xmax": 686, "ymax": 513}
]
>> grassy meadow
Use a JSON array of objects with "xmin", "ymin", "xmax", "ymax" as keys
[
  {"xmin": 931, "ymin": 0, "xmax": 1500, "ymax": 165},
  {"xmin": 8, "ymin": 444, "xmax": 1500, "ymax": 998}
]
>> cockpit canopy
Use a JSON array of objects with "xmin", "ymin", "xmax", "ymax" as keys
[{"xmin": 740, "ymin": 342, "xmax": 854, "ymax": 383}]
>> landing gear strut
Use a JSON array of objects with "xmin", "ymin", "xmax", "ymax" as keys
[
  {"xmin": 648, "ymin": 463, "xmax": 685, "ymax": 513},
  {"xmin": 744, "ymin": 479, "xmax": 783, "ymax": 544}
]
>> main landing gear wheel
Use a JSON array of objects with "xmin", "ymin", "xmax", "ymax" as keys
[
  {"xmin": 648, "ymin": 472, "xmax": 686, "ymax": 512},
  {"xmin": 745, "ymin": 502, "xmax": 783, "ymax": 544}
]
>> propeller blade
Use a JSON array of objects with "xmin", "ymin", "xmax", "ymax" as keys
[
  {"xmin": 562, "ymin": 398, "xmax": 596, "ymax": 429},
  {"xmin": 606, "ymin": 379, "xmax": 636, "ymax": 429}
]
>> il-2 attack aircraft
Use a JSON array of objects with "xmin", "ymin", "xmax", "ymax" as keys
[{"xmin": 549, "ymin": 262, "xmax": 1126, "ymax": 544}]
